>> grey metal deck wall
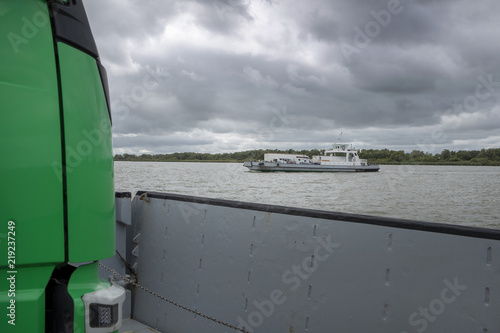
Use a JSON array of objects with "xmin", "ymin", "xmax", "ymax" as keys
[{"xmin": 127, "ymin": 191, "xmax": 499, "ymax": 333}]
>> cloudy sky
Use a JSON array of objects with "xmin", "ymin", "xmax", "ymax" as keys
[{"xmin": 84, "ymin": 0, "xmax": 500, "ymax": 154}]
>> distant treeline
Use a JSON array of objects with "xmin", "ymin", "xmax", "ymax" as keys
[
  {"xmin": 114, "ymin": 148, "xmax": 500, "ymax": 165},
  {"xmin": 359, "ymin": 148, "xmax": 500, "ymax": 165}
]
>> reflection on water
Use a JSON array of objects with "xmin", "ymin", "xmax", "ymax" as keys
[{"xmin": 114, "ymin": 162, "xmax": 500, "ymax": 229}]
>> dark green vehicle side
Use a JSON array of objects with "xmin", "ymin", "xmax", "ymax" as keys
[{"xmin": 0, "ymin": 1, "xmax": 123, "ymax": 332}]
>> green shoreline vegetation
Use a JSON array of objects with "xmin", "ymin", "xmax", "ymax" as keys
[{"xmin": 114, "ymin": 148, "xmax": 500, "ymax": 166}]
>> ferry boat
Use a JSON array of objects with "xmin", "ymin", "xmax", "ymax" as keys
[{"xmin": 243, "ymin": 143, "xmax": 380, "ymax": 172}]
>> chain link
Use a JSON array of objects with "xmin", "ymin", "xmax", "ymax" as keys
[{"xmin": 99, "ymin": 263, "xmax": 250, "ymax": 333}]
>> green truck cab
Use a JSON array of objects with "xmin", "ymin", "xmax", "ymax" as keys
[{"xmin": 0, "ymin": 1, "xmax": 124, "ymax": 332}]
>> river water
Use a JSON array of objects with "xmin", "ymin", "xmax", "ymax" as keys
[{"xmin": 114, "ymin": 162, "xmax": 500, "ymax": 230}]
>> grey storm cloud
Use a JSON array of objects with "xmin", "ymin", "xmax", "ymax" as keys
[{"xmin": 84, "ymin": 0, "xmax": 500, "ymax": 154}]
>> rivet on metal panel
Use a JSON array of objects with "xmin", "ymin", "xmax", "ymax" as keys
[
  {"xmin": 308, "ymin": 285, "xmax": 312, "ymax": 300},
  {"xmin": 305, "ymin": 316, "xmax": 309, "ymax": 330},
  {"xmin": 252, "ymin": 216, "xmax": 256, "ymax": 229},
  {"xmin": 486, "ymin": 247, "xmax": 492, "ymax": 266},
  {"xmin": 162, "ymin": 249, "xmax": 166, "ymax": 262},
  {"xmin": 313, "ymin": 225, "xmax": 317, "ymax": 237},
  {"xmin": 250, "ymin": 243, "xmax": 254, "ymax": 256},
  {"xmin": 164, "ymin": 226, "xmax": 168, "ymax": 238},
  {"xmin": 199, "ymin": 258, "xmax": 203, "ymax": 270},
  {"xmin": 247, "ymin": 271, "xmax": 251, "ymax": 283},
  {"xmin": 385, "ymin": 268, "xmax": 391, "ymax": 286},
  {"xmin": 201, "ymin": 234, "xmax": 205, "ymax": 245},
  {"xmin": 387, "ymin": 233, "xmax": 393, "ymax": 250},
  {"xmin": 132, "ymin": 245, "xmax": 139, "ymax": 257},
  {"xmin": 245, "ymin": 298, "xmax": 248, "ymax": 311},
  {"xmin": 484, "ymin": 287, "xmax": 490, "ymax": 306},
  {"xmin": 133, "ymin": 233, "xmax": 141, "ymax": 244},
  {"xmin": 196, "ymin": 284, "xmax": 200, "ymax": 295}
]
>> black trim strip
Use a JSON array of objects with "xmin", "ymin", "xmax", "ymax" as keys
[
  {"xmin": 96, "ymin": 61, "xmax": 112, "ymax": 124},
  {"xmin": 49, "ymin": 0, "xmax": 112, "ymax": 124},
  {"xmin": 115, "ymin": 192, "xmax": 132, "ymax": 198},
  {"xmin": 48, "ymin": 1, "xmax": 69, "ymax": 262},
  {"xmin": 45, "ymin": 264, "xmax": 76, "ymax": 333},
  {"xmin": 49, "ymin": 0, "xmax": 99, "ymax": 59},
  {"xmin": 136, "ymin": 191, "xmax": 500, "ymax": 241}
]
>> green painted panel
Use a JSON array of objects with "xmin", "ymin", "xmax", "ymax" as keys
[
  {"xmin": 0, "ymin": 265, "xmax": 55, "ymax": 333},
  {"xmin": 57, "ymin": 43, "xmax": 115, "ymax": 262},
  {"xmin": 0, "ymin": 0, "xmax": 64, "ymax": 266}
]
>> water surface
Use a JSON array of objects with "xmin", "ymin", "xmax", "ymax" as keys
[{"xmin": 114, "ymin": 162, "xmax": 500, "ymax": 229}]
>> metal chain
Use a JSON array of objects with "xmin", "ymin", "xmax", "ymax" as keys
[{"xmin": 99, "ymin": 263, "xmax": 250, "ymax": 333}]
